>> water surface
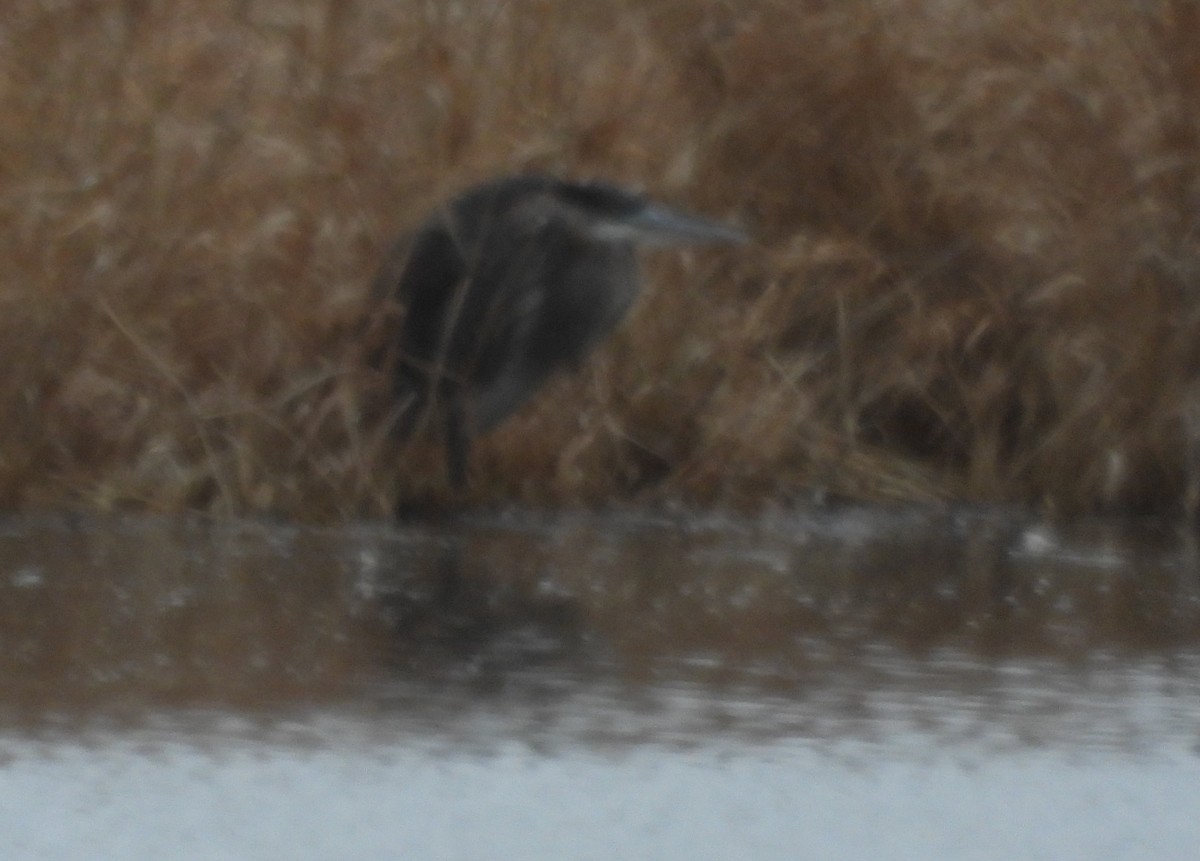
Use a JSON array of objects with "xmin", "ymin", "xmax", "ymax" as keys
[{"xmin": 2, "ymin": 507, "xmax": 1198, "ymax": 859}]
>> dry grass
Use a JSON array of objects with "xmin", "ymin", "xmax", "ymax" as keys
[{"xmin": 3, "ymin": 0, "xmax": 1200, "ymax": 520}]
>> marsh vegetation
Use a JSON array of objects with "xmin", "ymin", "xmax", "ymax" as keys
[{"xmin": 4, "ymin": 0, "xmax": 1200, "ymax": 519}]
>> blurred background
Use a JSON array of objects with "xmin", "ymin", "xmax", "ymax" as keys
[{"xmin": 3, "ymin": 0, "xmax": 1199, "ymax": 519}]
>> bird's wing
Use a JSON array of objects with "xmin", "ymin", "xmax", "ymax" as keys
[{"xmin": 458, "ymin": 232, "xmax": 550, "ymax": 375}]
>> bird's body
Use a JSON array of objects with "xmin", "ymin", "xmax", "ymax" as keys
[{"xmin": 369, "ymin": 174, "xmax": 746, "ymax": 486}]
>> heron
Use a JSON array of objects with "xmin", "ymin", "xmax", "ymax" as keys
[{"xmin": 368, "ymin": 174, "xmax": 748, "ymax": 487}]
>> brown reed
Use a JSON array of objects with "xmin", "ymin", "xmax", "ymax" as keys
[{"xmin": 2, "ymin": 0, "xmax": 1198, "ymax": 520}]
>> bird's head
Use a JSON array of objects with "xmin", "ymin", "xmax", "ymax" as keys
[{"xmin": 547, "ymin": 180, "xmax": 749, "ymax": 248}]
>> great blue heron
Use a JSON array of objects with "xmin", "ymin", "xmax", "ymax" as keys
[{"xmin": 368, "ymin": 174, "xmax": 747, "ymax": 487}]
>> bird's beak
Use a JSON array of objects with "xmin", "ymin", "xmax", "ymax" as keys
[{"xmin": 599, "ymin": 204, "xmax": 750, "ymax": 247}]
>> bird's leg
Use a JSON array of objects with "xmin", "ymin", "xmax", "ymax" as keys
[{"xmin": 444, "ymin": 396, "xmax": 471, "ymax": 489}]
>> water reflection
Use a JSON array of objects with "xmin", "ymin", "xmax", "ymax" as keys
[{"xmin": 0, "ymin": 508, "xmax": 1198, "ymax": 749}]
